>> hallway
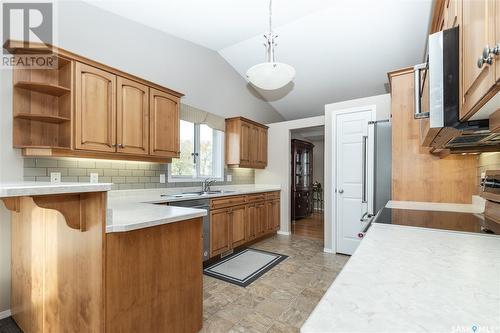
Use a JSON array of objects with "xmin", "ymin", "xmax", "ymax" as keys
[{"xmin": 291, "ymin": 213, "xmax": 324, "ymax": 241}]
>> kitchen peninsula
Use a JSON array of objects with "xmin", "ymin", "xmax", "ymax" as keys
[{"xmin": 0, "ymin": 182, "xmax": 207, "ymax": 333}]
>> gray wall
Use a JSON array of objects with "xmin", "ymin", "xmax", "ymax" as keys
[
  {"xmin": 0, "ymin": 0, "xmax": 282, "ymax": 313},
  {"xmin": 56, "ymin": 0, "xmax": 283, "ymax": 124}
]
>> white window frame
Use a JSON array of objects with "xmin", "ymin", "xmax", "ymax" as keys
[{"xmin": 168, "ymin": 123, "xmax": 224, "ymax": 182}]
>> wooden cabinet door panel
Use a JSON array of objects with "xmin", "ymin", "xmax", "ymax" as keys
[
  {"xmin": 240, "ymin": 122, "xmax": 251, "ymax": 164},
  {"xmin": 272, "ymin": 199, "xmax": 280, "ymax": 230},
  {"xmin": 461, "ymin": 0, "xmax": 496, "ymax": 119},
  {"xmin": 257, "ymin": 127, "xmax": 267, "ymax": 167},
  {"xmin": 265, "ymin": 201, "xmax": 274, "ymax": 233},
  {"xmin": 256, "ymin": 203, "xmax": 266, "ymax": 236},
  {"xmin": 149, "ymin": 88, "xmax": 180, "ymax": 157},
  {"xmin": 249, "ymin": 125, "xmax": 259, "ymax": 165},
  {"xmin": 210, "ymin": 209, "xmax": 230, "ymax": 257},
  {"xmin": 117, "ymin": 77, "xmax": 149, "ymax": 155},
  {"xmin": 246, "ymin": 204, "xmax": 257, "ymax": 241},
  {"xmin": 75, "ymin": 62, "xmax": 116, "ymax": 152},
  {"xmin": 231, "ymin": 205, "xmax": 246, "ymax": 248}
]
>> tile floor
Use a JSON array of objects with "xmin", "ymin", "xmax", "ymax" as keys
[{"xmin": 200, "ymin": 234, "xmax": 349, "ymax": 333}]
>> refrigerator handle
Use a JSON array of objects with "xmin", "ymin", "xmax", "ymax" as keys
[{"xmin": 362, "ymin": 135, "xmax": 368, "ymax": 203}]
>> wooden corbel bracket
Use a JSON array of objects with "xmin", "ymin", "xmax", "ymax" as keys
[
  {"xmin": 1, "ymin": 197, "xmax": 21, "ymax": 213},
  {"xmin": 33, "ymin": 194, "xmax": 87, "ymax": 231}
]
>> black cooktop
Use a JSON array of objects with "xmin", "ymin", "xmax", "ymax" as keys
[{"xmin": 374, "ymin": 207, "xmax": 500, "ymax": 235}]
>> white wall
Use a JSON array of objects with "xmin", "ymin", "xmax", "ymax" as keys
[
  {"xmin": 312, "ymin": 140, "xmax": 325, "ymax": 188},
  {"xmin": 0, "ymin": 0, "xmax": 284, "ymax": 313},
  {"xmin": 255, "ymin": 116, "xmax": 325, "ymax": 235},
  {"xmin": 0, "ymin": 68, "xmax": 23, "ymax": 315},
  {"xmin": 324, "ymin": 94, "xmax": 391, "ymax": 252}
]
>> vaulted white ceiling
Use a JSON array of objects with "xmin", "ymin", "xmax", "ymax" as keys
[{"xmin": 83, "ymin": 0, "xmax": 433, "ymax": 120}]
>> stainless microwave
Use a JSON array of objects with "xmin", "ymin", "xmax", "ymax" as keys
[{"xmin": 413, "ymin": 26, "xmax": 496, "ymax": 150}]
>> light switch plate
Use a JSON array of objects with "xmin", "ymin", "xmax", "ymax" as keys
[
  {"xmin": 160, "ymin": 174, "xmax": 166, "ymax": 183},
  {"xmin": 50, "ymin": 172, "xmax": 61, "ymax": 183},
  {"xmin": 90, "ymin": 173, "xmax": 99, "ymax": 184},
  {"xmin": 226, "ymin": 174, "xmax": 232, "ymax": 182}
]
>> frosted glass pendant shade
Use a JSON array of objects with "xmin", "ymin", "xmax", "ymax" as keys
[{"xmin": 246, "ymin": 62, "xmax": 296, "ymax": 90}]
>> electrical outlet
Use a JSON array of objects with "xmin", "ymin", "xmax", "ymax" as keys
[
  {"xmin": 50, "ymin": 172, "xmax": 61, "ymax": 183},
  {"xmin": 90, "ymin": 173, "xmax": 99, "ymax": 184},
  {"xmin": 226, "ymin": 174, "xmax": 232, "ymax": 182},
  {"xmin": 160, "ymin": 174, "xmax": 166, "ymax": 184}
]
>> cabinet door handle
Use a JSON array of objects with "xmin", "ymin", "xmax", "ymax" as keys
[{"xmin": 478, "ymin": 45, "xmax": 499, "ymax": 68}]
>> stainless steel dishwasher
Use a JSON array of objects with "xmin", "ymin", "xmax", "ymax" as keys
[{"xmin": 168, "ymin": 199, "xmax": 210, "ymax": 261}]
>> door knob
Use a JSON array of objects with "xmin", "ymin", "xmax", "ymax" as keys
[{"xmin": 338, "ymin": 189, "xmax": 344, "ymax": 194}]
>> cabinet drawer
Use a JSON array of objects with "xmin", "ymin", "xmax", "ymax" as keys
[
  {"xmin": 210, "ymin": 195, "xmax": 245, "ymax": 209},
  {"xmin": 265, "ymin": 191, "xmax": 280, "ymax": 200},
  {"xmin": 245, "ymin": 193, "xmax": 266, "ymax": 203}
]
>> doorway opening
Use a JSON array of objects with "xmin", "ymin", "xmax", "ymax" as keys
[{"xmin": 290, "ymin": 125, "xmax": 325, "ymax": 241}]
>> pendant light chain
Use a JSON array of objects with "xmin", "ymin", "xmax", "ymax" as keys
[{"xmin": 269, "ymin": 0, "xmax": 273, "ymax": 34}]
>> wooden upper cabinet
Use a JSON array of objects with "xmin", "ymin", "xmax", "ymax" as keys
[
  {"xmin": 75, "ymin": 62, "xmax": 116, "ymax": 152},
  {"xmin": 444, "ymin": 0, "xmax": 460, "ymax": 29},
  {"xmin": 231, "ymin": 205, "xmax": 247, "ymax": 248},
  {"xmin": 117, "ymin": 77, "xmax": 149, "ymax": 155},
  {"xmin": 257, "ymin": 126, "xmax": 268, "ymax": 166},
  {"xmin": 497, "ymin": 0, "xmax": 500, "ymax": 81},
  {"xmin": 149, "ymin": 88, "xmax": 180, "ymax": 158},
  {"xmin": 225, "ymin": 117, "xmax": 268, "ymax": 169},
  {"xmin": 240, "ymin": 122, "xmax": 251, "ymax": 165},
  {"xmin": 249, "ymin": 125, "xmax": 259, "ymax": 165},
  {"xmin": 461, "ymin": 0, "xmax": 497, "ymax": 119}
]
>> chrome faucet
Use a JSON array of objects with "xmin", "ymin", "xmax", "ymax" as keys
[{"xmin": 201, "ymin": 178, "xmax": 216, "ymax": 193}]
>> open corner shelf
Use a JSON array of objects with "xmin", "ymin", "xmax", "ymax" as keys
[
  {"xmin": 14, "ymin": 113, "xmax": 70, "ymax": 124},
  {"xmin": 15, "ymin": 81, "xmax": 71, "ymax": 97}
]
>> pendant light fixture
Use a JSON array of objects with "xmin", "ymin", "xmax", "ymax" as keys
[{"xmin": 246, "ymin": 0, "xmax": 296, "ymax": 90}]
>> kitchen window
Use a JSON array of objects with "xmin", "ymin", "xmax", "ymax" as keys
[{"xmin": 169, "ymin": 120, "xmax": 224, "ymax": 182}]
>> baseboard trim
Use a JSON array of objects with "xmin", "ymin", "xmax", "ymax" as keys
[
  {"xmin": 323, "ymin": 247, "xmax": 335, "ymax": 254},
  {"xmin": 277, "ymin": 230, "xmax": 291, "ymax": 236},
  {"xmin": 0, "ymin": 309, "xmax": 11, "ymax": 320}
]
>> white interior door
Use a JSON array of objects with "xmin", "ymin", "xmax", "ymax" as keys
[{"xmin": 335, "ymin": 108, "xmax": 374, "ymax": 255}]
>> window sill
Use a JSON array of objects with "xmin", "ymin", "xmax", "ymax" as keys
[{"xmin": 167, "ymin": 176, "xmax": 224, "ymax": 183}]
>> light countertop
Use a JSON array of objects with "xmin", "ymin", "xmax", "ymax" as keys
[
  {"xmin": 0, "ymin": 181, "xmax": 112, "ymax": 198},
  {"xmin": 106, "ymin": 184, "xmax": 281, "ymax": 233},
  {"xmin": 301, "ymin": 223, "xmax": 500, "ymax": 333},
  {"xmin": 387, "ymin": 196, "xmax": 485, "ymax": 213}
]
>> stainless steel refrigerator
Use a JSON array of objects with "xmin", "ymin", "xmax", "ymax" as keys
[{"xmin": 361, "ymin": 119, "xmax": 392, "ymax": 226}]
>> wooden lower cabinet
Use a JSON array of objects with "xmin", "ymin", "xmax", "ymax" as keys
[
  {"xmin": 255, "ymin": 202, "xmax": 267, "ymax": 236},
  {"xmin": 210, "ymin": 192, "xmax": 280, "ymax": 258},
  {"xmin": 246, "ymin": 203, "xmax": 258, "ymax": 241},
  {"xmin": 210, "ymin": 208, "xmax": 231, "ymax": 257},
  {"xmin": 106, "ymin": 218, "xmax": 203, "ymax": 333},
  {"xmin": 266, "ymin": 199, "xmax": 280, "ymax": 232},
  {"xmin": 9, "ymin": 193, "xmax": 203, "ymax": 333},
  {"xmin": 231, "ymin": 205, "xmax": 247, "ymax": 248}
]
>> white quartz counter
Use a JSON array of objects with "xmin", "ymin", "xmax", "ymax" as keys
[
  {"xmin": 106, "ymin": 185, "xmax": 281, "ymax": 233},
  {"xmin": 0, "ymin": 181, "xmax": 112, "ymax": 197},
  {"xmin": 387, "ymin": 196, "xmax": 485, "ymax": 213},
  {"xmin": 301, "ymin": 223, "xmax": 500, "ymax": 333}
]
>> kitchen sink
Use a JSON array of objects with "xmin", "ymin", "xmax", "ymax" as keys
[{"xmin": 161, "ymin": 190, "xmax": 236, "ymax": 198}]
